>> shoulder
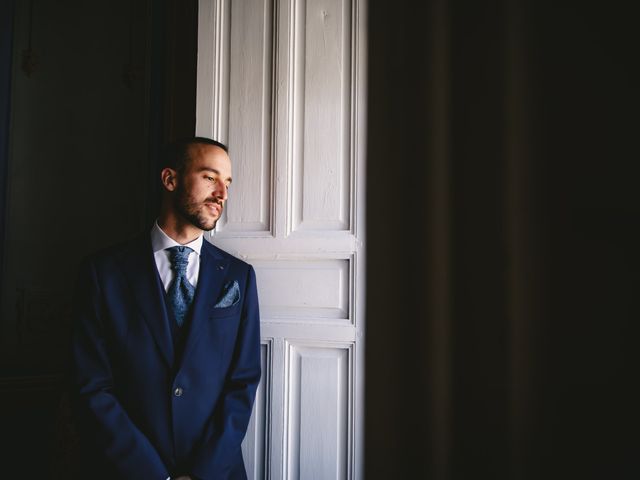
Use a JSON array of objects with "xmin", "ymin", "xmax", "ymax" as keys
[{"xmin": 202, "ymin": 240, "xmax": 252, "ymax": 270}]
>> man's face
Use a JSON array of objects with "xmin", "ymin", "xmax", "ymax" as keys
[{"xmin": 172, "ymin": 144, "xmax": 232, "ymax": 231}]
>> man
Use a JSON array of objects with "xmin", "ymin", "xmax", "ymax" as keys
[{"xmin": 71, "ymin": 137, "xmax": 261, "ymax": 479}]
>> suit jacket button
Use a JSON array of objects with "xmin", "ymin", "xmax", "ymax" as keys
[{"xmin": 174, "ymin": 387, "xmax": 183, "ymax": 397}]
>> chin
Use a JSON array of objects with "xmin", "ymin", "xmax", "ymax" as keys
[
  {"xmin": 188, "ymin": 207, "xmax": 221, "ymax": 231},
  {"xmin": 200, "ymin": 217, "xmax": 219, "ymax": 231}
]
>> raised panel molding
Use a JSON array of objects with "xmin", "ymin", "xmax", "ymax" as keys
[
  {"xmin": 218, "ymin": 0, "xmax": 275, "ymax": 235},
  {"xmin": 252, "ymin": 258, "xmax": 351, "ymax": 321},
  {"xmin": 289, "ymin": 0, "xmax": 354, "ymax": 234},
  {"xmin": 242, "ymin": 339, "xmax": 273, "ymax": 479},
  {"xmin": 284, "ymin": 342, "xmax": 353, "ymax": 480},
  {"xmin": 197, "ymin": 0, "xmax": 275, "ymax": 236}
]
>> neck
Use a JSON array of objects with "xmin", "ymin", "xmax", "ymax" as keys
[{"xmin": 157, "ymin": 210, "xmax": 202, "ymax": 245}]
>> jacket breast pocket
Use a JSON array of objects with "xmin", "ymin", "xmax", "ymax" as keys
[{"xmin": 209, "ymin": 302, "xmax": 241, "ymax": 320}]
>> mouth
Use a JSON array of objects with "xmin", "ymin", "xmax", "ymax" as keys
[{"xmin": 204, "ymin": 201, "xmax": 222, "ymax": 215}]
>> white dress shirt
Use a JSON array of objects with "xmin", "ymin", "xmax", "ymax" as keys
[{"xmin": 150, "ymin": 221, "xmax": 204, "ymax": 292}]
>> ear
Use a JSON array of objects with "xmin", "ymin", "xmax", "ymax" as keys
[{"xmin": 161, "ymin": 168, "xmax": 178, "ymax": 192}]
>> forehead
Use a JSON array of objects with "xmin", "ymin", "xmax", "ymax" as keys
[{"xmin": 186, "ymin": 144, "xmax": 231, "ymax": 175}]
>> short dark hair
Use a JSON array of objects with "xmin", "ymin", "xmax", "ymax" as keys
[{"xmin": 163, "ymin": 136, "xmax": 229, "ymax": 173}]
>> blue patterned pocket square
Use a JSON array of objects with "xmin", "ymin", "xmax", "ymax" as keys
[{"xmin": 214, "ymin": 280, "xmax": 240, "ymax": 308}]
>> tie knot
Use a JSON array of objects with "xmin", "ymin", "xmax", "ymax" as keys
[{"xmin": 167, "ymin": 246, "xmax": 194, "ymax": 276}]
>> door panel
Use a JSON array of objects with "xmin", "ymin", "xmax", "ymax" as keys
[
  {"xmin": 242, "ymin": 341, "xmax": 272, "ymax": 480},
  {"xmin": 293, "ymin": 0, "xmax": 352, "ymax": 232},
  {"xmin": 285, "ymin": 343, "xmax": 351, "ymax": 480},
  {"xmin": 252, "ymin": 258, "xmax": 351, "ymax": 321},
  {"xmin": 197, "ymin": 0, "xmax": 365, "ymax": 477}
]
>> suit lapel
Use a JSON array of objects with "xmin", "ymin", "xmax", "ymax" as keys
[
  {"xmin": 181, "ymin": 241, "xmax": 229, "ymax": 363},
  {"xmin": 119, "ymin": 235, "xmax": 174, "ymax": 368}
]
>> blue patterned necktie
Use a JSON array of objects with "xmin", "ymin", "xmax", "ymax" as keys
[{"xmin": 166, "ymin": 246, "xmax": 196, "ymax": 327}]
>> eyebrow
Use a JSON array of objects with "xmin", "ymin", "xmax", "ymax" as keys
[{"xmin": 199, "ymin": 167, "xmax": 232, "ymax": 183}]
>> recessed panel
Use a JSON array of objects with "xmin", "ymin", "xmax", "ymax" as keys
[
  {"xmin": 285, "ymin": 343, "xmax": 351, "ymax": 480},
  {"xmin": 221, "ymin": 0, "xmax": 274, "ymax": 234},
  {"xmin": 292, "ymin": 0, "xmax": 352, "ymax": 232},
  {"xmin": 252, "ymin": 259, "xmax": 350, "ymax": 320},
  {"xmin": 242, "ymin": 340, "xmax": 271, "ymax": 479}
]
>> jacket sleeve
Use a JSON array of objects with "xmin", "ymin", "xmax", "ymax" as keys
[
  {"xmin": 71, "ymin": 258, "xmax": 170, "ymax": 479},
  {"xmin": 190, "ymin": 265, "xmax": 262, "ymax": 479}
]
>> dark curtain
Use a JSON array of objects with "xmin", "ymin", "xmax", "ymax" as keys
[
  {"xmin": 0, "ymin": 0, "xmax": 15, "ymax": 284},
  {"xmin": 365, "ymin": 1, "xmax": 639, "ymax": 479}
]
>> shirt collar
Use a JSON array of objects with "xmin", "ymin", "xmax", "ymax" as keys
[{"xmin": 151, "ymin": 221, "xmax": 204, "ymax": 256}]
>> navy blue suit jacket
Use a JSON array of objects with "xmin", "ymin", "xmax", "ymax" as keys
[{"xmin": 71, "ymin": 233, "xmax": 261, "ymax": 479}]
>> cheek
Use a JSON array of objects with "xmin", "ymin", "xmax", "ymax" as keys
[
  {"xmin": 197, "ymin": 183, "xmax": 212, "ymax": 199},
  {"xmin": 182, "ymin": 180, "xmax": 209, "ymax": 201}
]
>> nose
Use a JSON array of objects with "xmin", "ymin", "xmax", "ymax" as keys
[{"xmin": 214, "ymin": 179, "xmax": 228, "ymax": 201}]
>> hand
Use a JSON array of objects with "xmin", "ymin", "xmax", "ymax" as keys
[{"xmin": 174, "ymin": 477, "xmax": 192, "ymax": 480}]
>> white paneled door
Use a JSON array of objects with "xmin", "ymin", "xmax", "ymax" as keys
[{"xmin": 196, "ymin": 0, "xmax": 366, "ymax": 478}]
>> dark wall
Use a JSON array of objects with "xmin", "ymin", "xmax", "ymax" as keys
[
  {"xmin": 0, "ymin": 0, "xmax": 198, "ymax": 365},
  {"xmin": 0, "ymin": 0, "xmax": 152, "ymax": 372},
  {"xmin": 0, "ymin": 0, "xmax": 197, "ymax": 477},
  {"xmin": 0, "ymin": 1, "xmax": 152, "ymax": 476},
  {"xmin": 365, "ymin": 1, "xmax": 639, "ymax": 479}
]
